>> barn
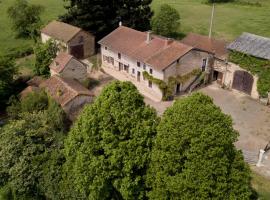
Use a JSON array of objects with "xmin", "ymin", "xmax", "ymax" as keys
[
  {"xmin": 41, "ymin": 21, "xmax": 95, "ymax": 59},
  {"xmin": 226, "ymin": 32, "xmax": 270, "ymax": 98}
]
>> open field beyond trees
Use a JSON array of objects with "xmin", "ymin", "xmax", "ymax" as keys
[
  {"xmin": 152, "ymin": 0, "xmax": 270, "ymax": 41},
  {"xmin": 1, "ymin": 0, "xmax": 270, "ymax": 56},
  {"xmin": 0, "ymin": 0, "xmax": 65, "ymax": 56}
]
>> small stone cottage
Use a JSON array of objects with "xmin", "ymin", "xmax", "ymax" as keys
[
  {"xmin": 49, "ymin": 53, "xmax": 88, "ymax": 83},
  {"xmin": 41, "ymin": 21, "xmax": 95, "ymax": 59},
  {"xmin": 40, "ymin": 75, "xmax": 94, "ymax": 120}
]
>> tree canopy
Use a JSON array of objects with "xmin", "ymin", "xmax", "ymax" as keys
[
  {"xmin": 0, "ymin": 91, "xmax": 66, "ymax": 199},
  {"xmin": 0, "ymin": 57, "xmax": 17, "ymax": 109},
  {"xmin": 7, "ymin": 0, "xmax": 44, "ymax": 38},
  {"xmin": 61, "ymin": 81, "xmax": 159, "ymax": 199},
  {"xmin": 151, "ymin": 4, "xmax": 180, "ymax": 37},
  {"xmin": 34, "ymin": 40, "xmax": 58, "ymax": 77},
  {"xmin": 147, "ymin": 93, "xmax": 253, "ymax": 199},
  {"xmin": 60, "ymin": 0, "xmax": 153, "ymax": 40}
]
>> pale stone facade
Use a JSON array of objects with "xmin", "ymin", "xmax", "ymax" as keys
[
  {"xmin": 101, "ymin": 46, "xmax": 208, "ymax": 101},
  {"xmin": 50, "ymin": 58, "xmax": 88, "ymax": 83},
  {"xmin": 41, "ymin": 31, "xmax": 95, "ymax": 59}
]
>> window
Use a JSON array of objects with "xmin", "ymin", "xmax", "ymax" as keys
[
  {"xmin": 110, "ymin": 57, "xmax": 114, "ymax": 65},
  {"xmin": 119, "ymin": 62, "xmax": 123, "ymax": 71},
  {"xmin": 105, "ymin": 46, "xmax": 108, "ymax": 50},
  {"xmin": 143, "ymin": 64, "xmax": 146, "ymax": 70},
  {"xmin": 118, "ymin": 53, "xmax": 121, "ymax": 59},
  {"xmin": 202, "ymin": 59, "xmax": 207, "ymax": 72},
  {"xmin": 149, "ymin": 68, "xmax": 153, "ymax": 74},
  {"xmin": 132, "ymin": 68, "xmax": 135, "ymax": 74},
  {"xmin": 176, "ymin": 59, "xmax": 180, "ymax": 64},
  {"xmin": 124, "ymin": 65, "xmax": 129, "ymax": 73},
  {"xmin": 148, "ymin": 81, "xmax": 152, "ymax": 88},
  {"xmin": 137, "ymin": 61, "xmax": 141, "ymax": 67}
]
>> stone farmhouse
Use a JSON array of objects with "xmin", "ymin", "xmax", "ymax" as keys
[
  {"xmin": 49, "ymin": 53, "xmax": 88, "ymax": 83},
  {"xmin": 98, "ymin": 26, "xmax": 212, "ymax": 101},
  {"xmin": 40, "ymin": 75, "xmax": 94, "ymax": 120},
  {"xmin": 41, "ymin": 21, "xmax": 95, "ymax": 59}
]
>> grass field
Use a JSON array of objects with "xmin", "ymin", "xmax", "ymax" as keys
[
  {"xmin": 0, "ymin": 0, "xmax": 65, "ymax": 56},
  {"xmin": 1, "ymin": 0, "xmax": 270, "ymax": 56},
  {"xmin": 152, "ymin": 0, "xmax": 270, "ymax": 41},
  {"xmin": 252, "ymin": 171, "xmax": 270, "ymax": 200}
]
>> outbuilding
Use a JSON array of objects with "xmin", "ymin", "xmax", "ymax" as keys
[{"xmin": 41, "ymin": 21, "xmax": 95, "ymax": 59}]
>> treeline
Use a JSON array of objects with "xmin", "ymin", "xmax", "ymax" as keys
[{"xmin": 0, "ymin": 81, "xmax": 256, "ymax": 199}]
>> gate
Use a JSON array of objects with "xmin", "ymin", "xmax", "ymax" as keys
[{"xmin": 232, "ymin": 70, "xmax": 253, "ymax": 95}]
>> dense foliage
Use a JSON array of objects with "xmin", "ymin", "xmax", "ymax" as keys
[
  {"xmin": 0, "ymin": 57, "xmax": 17, "ymax": 109},
  {"xmin": 34, "ymin": 40, "xmax": 58, "ymax": 77},
  {"xmin": 229, "ymin": 51, "xmax": 270, "ymax": 97},
  {"xmin": 60, "ymin": 0, "xmax": 153, "ymax": 40},
  {"xmin": 7, "ymin": 0, "xmax": 44, "ymax": 38},
  {"xmin": 147, "ymin": 93, "xmax": 253, "ymax": 199},
  {"xmin": 62, "ymin": 81, "xmax": 159, "ymax": 199},
  {"xmin": 0, "ymin": 91, "xmax": 66, "ymax": 199},
  {"xmin": 151, "ymin": 4, "xmax": 180, "ymax": 37}
]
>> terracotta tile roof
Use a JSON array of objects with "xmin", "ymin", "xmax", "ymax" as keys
[
  {"xmin": 20, "ymin": 86, "xmax": 40, "ymax": 99},
  {"xmin": 98, "ymin": 26, "xmax": 193, "ymax": 71},
  {"xmin": 181, "ymin": 33, "xmax": 228, "ymax": 60},
  {"xmin": 41, "ymin": 21, "xmax": 82, "ymax": 43},
  {"xmin": 40, "ymin": 75, "xmax": 93, "ymax": 106},
  {"xmin": 49, "ymin": 53, "xmax": 74, "ymax": 73}
]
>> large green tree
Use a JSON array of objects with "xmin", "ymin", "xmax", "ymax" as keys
[
  {"xmin": 7, "ymin": 0, "xmax": 44, "ymax": 38},
  {"xmin": 151, "ymin": 4, "xmax": 180, "ymax": 37},
  {"xmin": 0, "ymin": 92, "xmax": 66, "ymax": 199},
  {"xmin": 147, "ymin": 93, "xmax": 253, "ymax": 199},
  {"xmin": 0, "ymin": 57, "xmax": 17, "ymax": 109},
  {"xmin": 34, "ymin": 40, "xmax": 58, "ymax": 77},
  {"xmin": 61, "ymin": 81, "xmax": 159, "ymax": 199},
  {"xmin": 60, "ymin": 0, "xmax": 153, "ymax": 40}
]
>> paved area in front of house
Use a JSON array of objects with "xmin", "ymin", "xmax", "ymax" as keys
[{"xmin": 88, "ymin": 71, "xmax": 270, "ymax": 177}]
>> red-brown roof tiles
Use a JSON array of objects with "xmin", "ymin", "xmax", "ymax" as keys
[
  {"xmin": 40, "ymin": 75, "xmax": 93, "ymax": 106},
  {"xmin": 98, "ymin": 26, "xmax": 193, "ymax": 71},
  {"xmin": 49, "ymin": 53, "xmax": 73, "ymax": 73},
  {"xmin": 41, "ymin": 21, "xmax": 82, "ymax": 43},
  {"xmin": 181, "ymin": 33, "xmax": 228, "ymax": 60}
]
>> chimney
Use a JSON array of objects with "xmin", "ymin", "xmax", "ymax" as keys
[
  {"xmin": 165, "ymin": 38, "xmax": 173, "ymax": 47},
  {"xmin": 146, "ymin": 31, "xmax": 152, "ymax": 44},
  {"xmin": 119, "ymin": 21, "xmax": 122, "ymax": 26}
]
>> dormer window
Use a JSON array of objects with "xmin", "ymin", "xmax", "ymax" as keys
[
  {"xmin": 118, "ymin": 53, "xmax": 121, "ymax": 59},
  {"xmin": 137, "ymin": 62, "xmax": 141, "ymax": 67}
]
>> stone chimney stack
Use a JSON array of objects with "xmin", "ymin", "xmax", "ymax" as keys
[{"xmin": 146, "ymin": 31, "xmax": 152, "ymax": 44}]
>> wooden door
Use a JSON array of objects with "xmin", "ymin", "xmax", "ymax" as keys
[
  {"xmin": 70, "ymin": 44, "xmax": 84, "ymax": 59},
  {"xmin": 232, "ymin": 70, "xmax": 253, "ymax": 95}
]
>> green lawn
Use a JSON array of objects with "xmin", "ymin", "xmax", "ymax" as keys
[
  {"xmin": 0, "ymin": 0, "xmax": 65, "ymax": 56},
  {"xmin": 152, "ymin": 0, "xmax": 270, "ymax": 41},
  {"xmin": 251, "ymin": 171, "xmax": 270, "ymax": 200}
]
